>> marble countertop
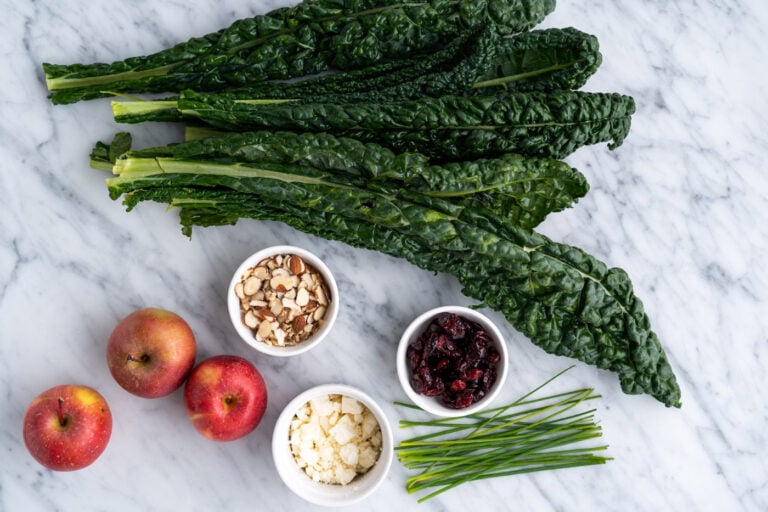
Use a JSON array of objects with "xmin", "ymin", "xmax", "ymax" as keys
[{"xmin": 2, "ymin": 1, "xmax": 767, "ymax": 510}]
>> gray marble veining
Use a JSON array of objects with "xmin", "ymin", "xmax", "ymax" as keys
[{"xmin": 2, "ymin": 1, "xmax": 767, "ymax": 511}]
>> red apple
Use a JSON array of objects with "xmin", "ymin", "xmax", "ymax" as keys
[
  {"xmin": 107, "ymin": 307, "xmax": 197, "ymax": 398},
  {"xmin": 183, "ymin": 355, "xmax": 267, "ymax": 441},
  {"xmin": 23, "ymin": 384, "xmax": 112, "ymax": 471}
]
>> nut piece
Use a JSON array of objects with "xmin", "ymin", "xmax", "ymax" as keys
[
  {"xmin": 236, "ymin": 252, "xmax": 332, "ymax": 347},
  {"xmin": 292, "ymin": 315, "xmax": 307, "ymax": 333},
  {"xmin": 235, "ymin": 282, "xmax": 246, "ymax": 300},
  {"xmin": 295, "ymin": 287, "xmax": 310, "ymax": 307},
  {"xmin": 287, "ymin": 255, "xmax": 306, "ymax": 275},
  {"xmin": 244, "ymin": 310, "xmax": 259, "ymax": 329},
  {"xmin": 243, "ymin": 276, "xmax": 262, "ymax": 296},
  {"xmin": 256, "ymin": 319, "xmax": 273, "ymax": 340}
]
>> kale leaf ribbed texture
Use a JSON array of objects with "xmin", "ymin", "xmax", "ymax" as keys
[
  {"xmin": 44, "ymin": 0, "xmax": 556, "ymax": 104},
  {"xmin": 91, "ymin": 131, "xmax": 682, "ymax": 407},
  {"xmin": 113, "ymin": 90, "xmax": 634, "ymax": 161},
  {"xmin": 107, "ymin": 26, "xmax": 603, "ymax": 123},
  {"xmin": 98, "ymin": 130, "xmax": 588, "ymax": 230},
  {"xmin": 472, "ymin": 26, "xmax": 602, "ymax": 93}
]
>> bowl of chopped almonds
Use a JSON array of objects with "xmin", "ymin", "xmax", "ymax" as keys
[{"xmin": 228, "ymin": 245, "xmax": 339, "ymax": 357}]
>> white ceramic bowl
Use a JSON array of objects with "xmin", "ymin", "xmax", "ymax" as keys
[
  {"xmin": 396, "ymin": 305, "xmax": 508, "ymax": 417},
  {"xmin": 272, "ymin": 384, "xmax": 394, "ymax": 507},
  {"xmin": 228, "ymin": 245, "xmax": 339, "ymax": 357}
]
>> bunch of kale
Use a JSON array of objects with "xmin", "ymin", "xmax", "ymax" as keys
[{"xmin": 47, "ymin": 0, "xmax": 681, "ymax": 407}]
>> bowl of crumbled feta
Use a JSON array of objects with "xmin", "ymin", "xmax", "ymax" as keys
[{"xmin": 272, "ymin": 384, "xmax": 393, "ymax": 506}]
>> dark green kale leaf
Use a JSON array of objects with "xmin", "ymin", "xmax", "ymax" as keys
[
  {"xmin": 105, "ymin": 130, "xmax": 588, "ymax": 229},
  {"xmin": 108, "ymin": 26, "xmax": 602, "ymax": 123},
  {"xmin": 175, "ymin": 195, "xmax": 681, "ymax": 408},
  {"xmin": 91, "ymin": 130, "xmax": 681, "ymax": 408},
  {"xmin": 44, "ymin": 0, "xmax": 556, "ymax": 104},
  {"xmin": 472, "ymin": 27, "xmax": 602, "ymax": 93},
  {"xmin": 116, "ymin": 90, "xmax": 633, "ymax": 161}
]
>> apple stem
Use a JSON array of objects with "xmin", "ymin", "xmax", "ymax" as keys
[
  {"xmin": 57, "ymin": 397, "xmax": 68, "ymax": 427},
  {"xmin": 127, "ymin": 354, "xmax": 150, "ymax": 363}
]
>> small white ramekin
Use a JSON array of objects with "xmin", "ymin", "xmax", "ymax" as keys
[
  {"xmin": 396, "ymin": 305, "xmax": 508, "ymax": 417},
  {"xmin": 272, "ymin": 384, "xmax": 393, "ymax": 507},
  {"xmin": 227, "ymin": 245, "xmax": 339, "ymax": 357}
]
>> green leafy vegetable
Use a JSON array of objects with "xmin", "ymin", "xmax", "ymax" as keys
[
  {"xmin": 396, "ymin": 367, "xmax": 610, "ymax": 502},
  {"xmin": 91, "ymin": 132, "xmax": 682, "ymax": 407},
  {"xmin": 43, "ymin": 0, "xmax": 556, "ymax": 104},
  {"xmin": 471, "ymin": 26, "xmax": 602, "ymax": 93},
  {"xmin": 112, "ymin": 90, "xmax": 635, "ymax": 161},
  {"xmin": 94, "ymin": 130, "xmax": 588, "ymax": 230},
  {"xmin": 103, "ymin": 26, "xmax": 602, "ymax": 122},
  {"xmin": 209, "ymin": 27, "xmax": 504, "ymax": 103},
  {"xmin": 105, "ymin": 28, "xmax": 601, "ymax": 122},
  {"xmin": 103, "ymin": 27, "xmax": 503, "ymax": 124},
  {"xmin": 176, "ymin": 196, "xmax": 681, "ymax": 407}
]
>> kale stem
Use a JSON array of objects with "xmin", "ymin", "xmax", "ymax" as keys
[
  {"xmin": 47, "ymin": 63, "xmax": 182, "ymax": 91},
  {"xmin": 472, "ymin": 63, "xmax": 572, "ymax": 89}
]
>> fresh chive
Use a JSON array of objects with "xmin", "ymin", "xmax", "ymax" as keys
[{"xmin": 395, "ymin": 367, "xmax": 611, "ymax": 502}]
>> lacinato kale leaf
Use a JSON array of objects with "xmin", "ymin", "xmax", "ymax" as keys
[
  {"xmin": 105, "ymin": 27, "xmax": 504, "ymax": 124},
  {"xmin": 44, "ymin": 0, "xmax": 556, "ymax": 104},
  {"xmin": 215, "ymin": 27, "xmax": 505, "ymax": 103},
  {"xmin": 91, "ymin": 131, "xmax": 681, "ymax": 408},
  {"xmin": 180, "ymin": 197, "xmax": 681, "ymax": 408},
  {"xmin": 108, "ymin": 26, "xmax": 602, "ymax": 124},
  {"xmin": 113, "ymin": 90, "xmax": 634, "ymax": 161},
  {"xmin": 106, "ymin": 130, "xmax": 588, "ymax": 229},
  {"xmin": 472, "ymin": 26, "xmax": 602, "ymax": 93}
]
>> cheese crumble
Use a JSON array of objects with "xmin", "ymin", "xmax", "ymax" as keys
[{"xmin": 289, "ymin": 394, "xmax": 382, "ymax": 485}]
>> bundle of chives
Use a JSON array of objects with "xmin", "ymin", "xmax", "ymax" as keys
[{"xmin": 395, "ymin": 367, "xmax": 611, "ymax": 502}]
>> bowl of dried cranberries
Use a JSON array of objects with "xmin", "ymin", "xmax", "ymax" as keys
[{"xmin": 396, "ymin": 306, "xmax": 508, "ymax": 417}]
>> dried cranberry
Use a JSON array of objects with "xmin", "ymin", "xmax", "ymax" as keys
[
  {"xmin": 473, "ymin": 330, "xmax": 492, "ymax": 344},
  {"xmin": 468, "ymin": 339, "xmax": 487, "ymax": 361},
  {"xmin": 406, "ymin": 345, "xmax": 421, "ymax": 370},
  {"xmin": 411, "ymin": 374, "xmax": 425, "ymax": 393},
  {"xmin": 435, "ymin": 313, "xmax": 467, "ymax": 340},
  {"xmin": 481, "ymin": 368, "xmax": 496, "ymax": 392},
  {"xmin": 417, "ymin": 365, "xmax": 432, "ymax": 381},
  {"xmin": 423, "ymin": 380, "xmax": 445, "ymax": 397},
  {"xmin": 438, "ymin": 338, "xmax": 458, "ymax": 355},
  {"xmin": 451, "ymin": 390, "xmax": 475, "ymax": 409},
  {"xmin": 421, "ymin": 332, "xmax": 440, "ymax": 357},
  {"xmin": 407, "ymin": 311, "xmax": 501, "ymax": 409},
  {"xmin": 462, "ymin": 368, "xmax": 484, "ymax": 381}
]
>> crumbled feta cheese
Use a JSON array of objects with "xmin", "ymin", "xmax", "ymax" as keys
[
  {"xmin": 339, "ymin": 443, "xmax": 358, "ymax": 466},
  {"xmin": 370, "ymin": 430, "xmax": 382, "ymax": 450},
  {"xmin": 334, "ymin": 464, "xmax": 358, "ymax": 485},
  {"xmin": 329, "ymin": 414, "xmax": 356, "ymax": 445},
  {"xmin": 300, "ymin": 446, "xmax": 319, "ymax": 467},
  {"xmin": 341, "ymin": 395, "xmax": 363, "ymax": 415},
  {"xmin": 361, "ymin": 410, "xmax": 378, "ymax": 439},
  {"xmin": 358, "ymin": 442, "xmax": 378, "ymax": 470},
  {"xmin": 310, "ymin": 395, "xmax": 333, "ymax": 416},
  {"xmin": 288, "ymin": 393, "xmax": 383, "ymax": 485}
]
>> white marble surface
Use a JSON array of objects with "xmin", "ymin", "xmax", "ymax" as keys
[{"xmin": 2, "ymin": 1, "xmax": 767, "ymax": 510}]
